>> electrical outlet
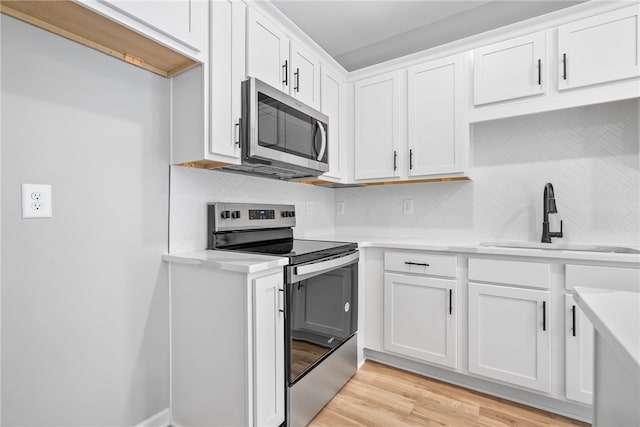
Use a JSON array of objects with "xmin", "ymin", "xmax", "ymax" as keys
[
  {"xmin": 22, "ymin": 184, "xmax": 52, "ymax": 218},
  {"xmin": 336, "ymin": 201, "xmax": 345, "ymax": 216},
  {"xmin": 403, "ymin": 199, "xmax": 414, "ymax": 215},
  {"xmin": 305, "ymin": 201, "xmax": 312, "ymax": 215}
]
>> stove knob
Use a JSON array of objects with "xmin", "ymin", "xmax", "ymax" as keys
[
  {"xmin": 289, "ymin": 211, "xmax": 295, "ymax": 218},
  {"xmin": 220, "ymin": 210, "xmax": 231, "ymax": 219},
  {"xmin": 281, "ymin": 211, "xmax": 289, "ymax": 218},
  {"xmin": 231, "ymin": 211, "xmax": 241, "ymax": 219}
]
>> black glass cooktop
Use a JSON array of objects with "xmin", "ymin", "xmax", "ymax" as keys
[{"xmin": 222, "ymin": 239, "xmax": 357, "ymax": 265}]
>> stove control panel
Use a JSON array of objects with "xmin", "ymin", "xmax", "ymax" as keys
[{"xmin": 208, "ymin": 202, "xmax": 296, "ymax": 232}]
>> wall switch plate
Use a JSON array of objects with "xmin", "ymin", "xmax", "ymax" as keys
[
  {"xmin": 22, "ymin": 183, "xmax": 52, "ymax": 218},
  {"xmin": 336, "ymin": 201, "xmax": 345, "ymax": 216},
  {"xmin": 305, "ymin": 201, "xmax": 312, "ymax": 215},
  {"xmin": 403, "ymin": 199, "xmax": 414, "ymax": 215}
]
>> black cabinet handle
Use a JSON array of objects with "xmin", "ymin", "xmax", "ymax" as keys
[
  {"xmin": 235, "ymin": 120, "xmax": 240, "ymax": 146},
  {"xmin": 537, "ymin": 59, "xmax": 542, "ymax": 85},
  {"xmin": 393, "ymin": 151, "xmax": 397, "ymax": 171},
  {"xmin": 562, "ymin": 53, "xmax": 567, "ymax": 80},
  {"xmin": 279, "ymin": 288, "xmax": 285, "ymax": 315},
  {"xmin": 572, "ymin": 305, "xmax": 576, "ymax": 337},
  {"xmin": 449, "ymin": 289, "xmax": 453, "ymax": 315},
  {"xmin": 404, "ymin": 261, "xmax": 429, "ymax": 266},
  {"xmin": 542, "ymin": 301, "xmax": 547, "ymax": 331},
  {"xmin": 409, "ymin": 149, "xmax": 413, "ymax": 170},
  {"xmin": 294, "ymin": 68, "xmax": 300, "ymax": 92},
  {"xmin": 282, "ymin": 60, "xmax": 288, "ymax": 86}
]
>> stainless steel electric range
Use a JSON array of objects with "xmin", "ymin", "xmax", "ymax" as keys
[{"xmin": 207, "ymin": 202, "xmax": 359, "ymax": 427}]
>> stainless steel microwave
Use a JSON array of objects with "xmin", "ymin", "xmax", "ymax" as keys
[{"xmin": 230, "ymin": 78, "xmax": 329, "ymax": 180}]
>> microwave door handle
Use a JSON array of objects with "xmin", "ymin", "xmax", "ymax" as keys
[{"xmin": 316, "ymin": 121, "xmax": 327, "ymax": 161}]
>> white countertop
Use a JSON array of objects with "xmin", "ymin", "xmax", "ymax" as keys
[
  {"xmin": 164, "ymin": 236, "xmax": 639, "ymax": 274},
  {"xmin": 163, "ymin": 250, "xmax": 288, "ymax": 274},
  {"xmin": 305, "ymin": 234, "xmax": 640, "ymax": 264},
  {"xmin": 574, "ymin": 287, "xmax": 640, "ymax": 375}
]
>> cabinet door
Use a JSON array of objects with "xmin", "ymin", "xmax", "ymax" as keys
[
  {"xmin": 384, "ymin": 273, "xmax": 457, "ymax": 368},
  {"xmin": 253, "ymin": 273, "xmax": 285, "ymax": 427},
  {"xmin": 558, "ymin": 4, "xmax": 640, "ymax": 90},
  {"xmin": 320, "ymin": 68, "xmax": 345, "ymax": 180},
  {"xmin": 408, "ymin": 54, "xmax": 467, "ymax": 177},
  {"xmin": 246, "ymin": 8, "xmax": 290, "ymax": 92},
  {"xmin": 473, "ymin": 31, "xmax": 546, "ymax": 105},
  {"xmin": 291, "ymin": 41, "xmax": 321, "ymax": 109},
  {"xmin": 468, "ymin": 283, "xmax": 551, "ymax": 393},
  {"xmin": 354, "ymin": 71, "xmax": 401, "ymax": 180},
  {"xmin": 106, "ymin": 0, "xmax": 206, "ymax": 52},
  {"xmin": 565, "ymin": 295, "xmax": 594, "ymax": 405},
  {"xmin": 210, "ymin": 0, "xmax": 245, "ymax": 159}
]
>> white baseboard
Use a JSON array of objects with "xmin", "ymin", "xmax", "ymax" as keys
[{"xmin": 135, "ymin": 408, "xmax": 170, "ymax": 427}]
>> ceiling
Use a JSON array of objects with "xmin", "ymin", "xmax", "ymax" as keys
[{"xmin": 271, "ymin": 0, "xmax": 586, "ymax": 71}]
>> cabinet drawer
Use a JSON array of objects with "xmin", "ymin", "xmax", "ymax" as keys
[
  {"xmin": 469, "ymin": 258, "xmax": 550, "ymax": 289},
  {"xmin": 385, "ymin": 251, "xmax": 457, "ymax": 278},
  {"xmin": 565, "ymin": 264, "xmax": 640, "ymax": 291}
]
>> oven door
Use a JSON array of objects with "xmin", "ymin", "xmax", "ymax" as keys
[{"xmin": 286, "ymin": 251, "xmax": 358, "ymax": 385}]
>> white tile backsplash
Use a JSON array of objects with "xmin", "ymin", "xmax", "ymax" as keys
[
  {"xmin": 335, "ymin": 99, "xmax": 639, "ymax": 245},
  {"xmin": 170, "ymin": 100, "xmax": 639, "ymax": 251},
  {"xmin": 169, "ymin": 167, "xmax": 335, "ymax": 252}
]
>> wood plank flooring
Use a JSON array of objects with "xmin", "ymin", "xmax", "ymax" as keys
[{"xmin": 309, "ymin": 361, "xmax": 590, "ymax": 427}]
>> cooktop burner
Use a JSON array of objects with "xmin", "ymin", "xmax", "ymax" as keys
[{"xmin": 222, "ymin": 239, "xmax": 357, "ymax": 265}]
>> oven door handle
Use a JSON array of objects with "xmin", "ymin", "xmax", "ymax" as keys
[{"xmin": 291, "ymin": 251, "xmax": 359, "ymax": 282}]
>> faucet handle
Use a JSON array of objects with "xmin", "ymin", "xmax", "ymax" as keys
[{"xmin": 551, "ymin": 220, "xmax": 564, "ymax": 238}]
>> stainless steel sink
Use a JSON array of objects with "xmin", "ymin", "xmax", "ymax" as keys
[{"xmin": 479, "ymin": 241, "xmax": 640, "ymax": 254}]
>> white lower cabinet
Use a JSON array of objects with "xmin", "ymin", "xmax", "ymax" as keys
[
  {"xmin": 384, "ymin": 273, "xmax": 457, "ymax": 368},
  {"xmin": 382, "ymin": 251, "xmax": 458, "ymax": 368},
  {"xmin": 468, "ymin": 282, "xmax": 551, "ymax": 393},
  {"xmin": 565, "ymin": 294, "xmax": 594, "ymax": 405},
  {"xmin": 170, "ymin": 264, "xmax": 284, "ymax": 427}
]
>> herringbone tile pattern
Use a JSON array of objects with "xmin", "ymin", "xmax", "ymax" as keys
[{"xmin": 335, "ymin": 99, "xmax": 639, "ymax": 245}]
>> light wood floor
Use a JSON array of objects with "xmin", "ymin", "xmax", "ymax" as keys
[{"xmin": 309, "ymin": 361, "xmax": 590, "ymax": 427}]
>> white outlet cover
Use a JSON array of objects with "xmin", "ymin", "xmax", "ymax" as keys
[
  {"xmin": 22, "ymin": 183, "xmax": 52, "ymax": 218},
  {"xmin": 336, "ymin": 201, "xmax": 346, "ymax": 216},
  {"xmin": 305, "ymin": 201, "xmax": 312, "ymax": 215},
  {"xmin": 403, "ymin": 199, "xmax": 414, "ymax": 215}
]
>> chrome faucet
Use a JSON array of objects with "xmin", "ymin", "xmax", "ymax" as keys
[{"xmin": 541, "ymin": 183, "xmax": 563, "ymax": 243}]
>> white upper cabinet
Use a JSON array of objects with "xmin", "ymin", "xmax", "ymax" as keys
[
  {"xmin": 474, "ymin": 31, "xmax": 546, "ymax": 105},
  {"xmin": 246, "ymin": 8, "xmax": 290, "ymax": 91},
  {"xmin": 565, "ymin": 295, "xmax": 594, "ymax": 405},
  {"xmin": 558, "ymin": 4, "xmax": 640, "ymax": 91},
  {"xmin": 320, "ymin": 68, "xmax": 346, "ymax": 181},
  {"xmin": 171, "ymin": 0, "xmax": 245, "ymax": 165},
  {"xmin": 246, "ymin": 8, "xmax": 321, "ymax": 109},
  {"xmin": 354, "ymin": 71, "xmax": 402, "ymax": 181},
  {"xmin": 103, "ymin": 0, "xmax": 206, "ymax": 54},
  {"xmin": 408, "ymin": 54, "xmax": 467, "ymax": 177},
  {"xmin": 291, "ymin": 41, "xmax": 322, "ymax": 109},
  {"xmin": 210, "ymin": 0, "xmax": 246, "ymax": 160}
]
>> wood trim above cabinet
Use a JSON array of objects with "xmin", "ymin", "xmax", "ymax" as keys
[{"xmin": 0, "ymin": 0, "xmax": 199, "ymax": 78}]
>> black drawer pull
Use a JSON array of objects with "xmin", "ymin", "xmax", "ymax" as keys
[
  {"xmin": 449, "ymin": 289, "xmax": 453, "ymax": 315},
  {"xmin": 572, "ymin": 305, "xmax": 576, "ymax": 337},
  {"xmin": 405, "ymin": 261, "xmax": 429, "ymax": 267},
  {"xmin": 562, "ymin": 53, "xmax": 567, "ymax": 80},
  {"xmin": 542, "ymin": 301, "xmax": 547, "ymax": 331}
]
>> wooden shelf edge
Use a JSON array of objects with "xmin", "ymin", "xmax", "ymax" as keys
[{"xmin": 1, "ymin": 1, "xmax": 199, "ymax": 78}]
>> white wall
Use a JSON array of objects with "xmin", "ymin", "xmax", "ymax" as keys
[
  {"xmin": 335, "ymin": 99, "xmax": 639, "ymax": 245},
  {"xmin": 169, "ymin": 166, "xmax": 335, "ymax": 252},
  {"xmin": 1, "ymin": 16, "xmax": 169, "ymax": 426}
]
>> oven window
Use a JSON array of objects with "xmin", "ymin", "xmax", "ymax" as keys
[
  {"xmin": 288, "ymin": 263, "xmax": 358, "ymax": 383},
  {"xmin": 257, "ymin": 92, "xmax": 323, "ymax": 161}
]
